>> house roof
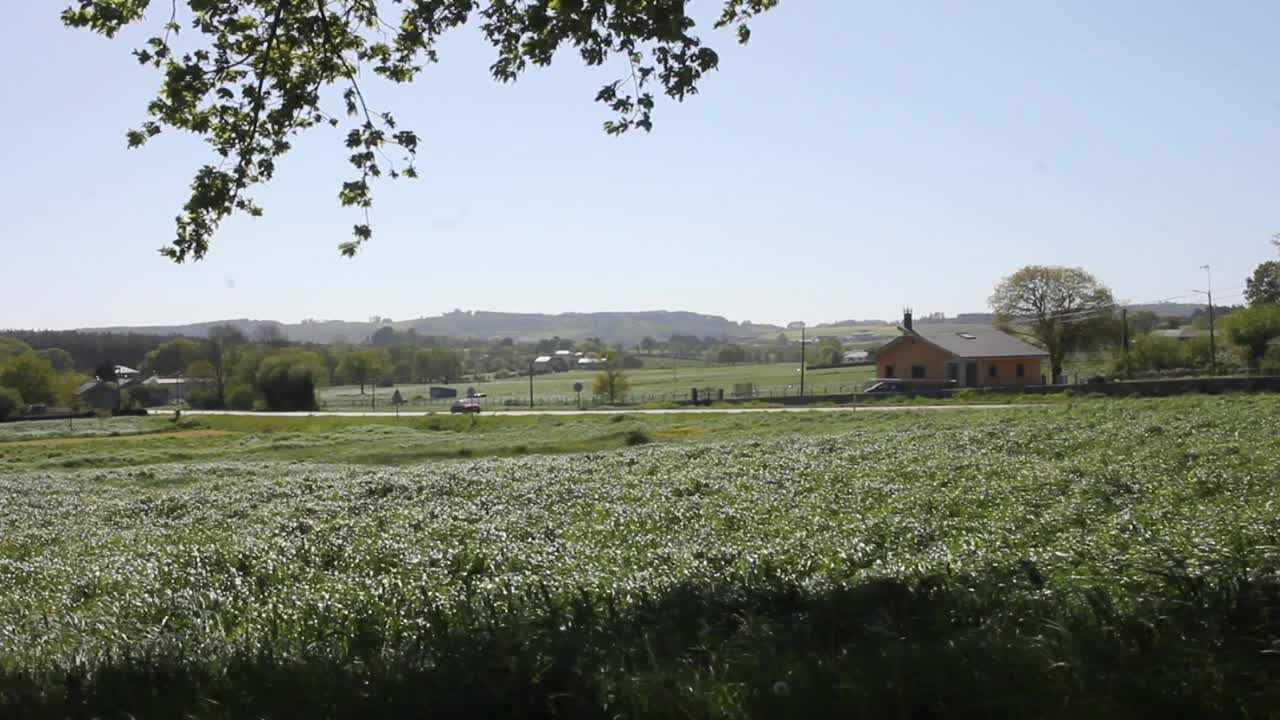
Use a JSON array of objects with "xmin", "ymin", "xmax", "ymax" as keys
[
  {"xmin": 77, "ymin": 380, "xmax": 117, "ymax": 394},
  {"xmin": 533, "ymin": 355, "xmax": 553, "ymax": 363},
  {"xmin": 114, "ymin": 365, "xmax": 139, "ymax": 374},
  {"xmin": 143, "ymin": 375, "xmax": 201, "ymax": 385},
  {"xmin": 880, "ymin": 325, "xmax": 1048, "ymax": 359},
  {"xmin": 915, "ymin": 326, "xmax": 1048, "ymax": 358}
]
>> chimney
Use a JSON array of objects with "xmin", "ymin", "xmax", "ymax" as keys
[{"xmin": 902, "ymin": 307, "xmax": 914, "ymax": 332}]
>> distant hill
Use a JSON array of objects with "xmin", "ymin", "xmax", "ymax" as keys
[
  {"xmin": 80, "ymin": 311, "xmax": 780, "ymax": 345},
  {"xmin": 82, "ymin": 319, "xmax": 290, "ymax": 341},
  {"xmin": 1125, "ymin": 302, "xmax": 1206, "ymax": 318}
]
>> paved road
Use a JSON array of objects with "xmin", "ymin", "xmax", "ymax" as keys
[{"xmin": 173, "ymin": 404, "xmax": 1041, "ymax": 418}]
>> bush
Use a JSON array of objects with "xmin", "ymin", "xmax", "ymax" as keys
[
  {"xmin": 0, "ymin": 387, "xmax": 23, "ymax": 421},
  {"xmin": 187, "ymin": 388, "xmax": 225, "ymax": 410},
  {"xmin": 226, "ymin": 385, "xmax": 257, "ymax": 410},
  {"xmin": 255, "ymin": 356, "xmax": 318, "ymax": 411},
  {"xmin": 624, "ymin": 428, "xmax": 653, "ymax": 446}
]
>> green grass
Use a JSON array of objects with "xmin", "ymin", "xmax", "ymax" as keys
[
  {"xmin": 319, "ymin": 361, "xmax": 878, "ymax": 408},
  {"xmin": 0, "ymin": 415, "xmax": 167, "ymax": 441},
  {"xmin": 628, "ymin": 353, "xmax": 708, "ymax": 369},
  {"xmin": 2, "ymin": 395, "xmax": 1280, "ymax": 717},
  {"xmin": 0, "ymin": 404, "xmax": 1028, "ymax": 470}
]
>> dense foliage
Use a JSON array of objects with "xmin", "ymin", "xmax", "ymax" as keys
[
  {"xmin": 254, "ymin": 351, "xmax": 321, "ymax": 411},
  {"xmin": 1245, "ymin": 260, "xmax": 1280, "ymax": 306},
  {"xmin": 0, "ymin": 387, "xmax": 23, "ymax": 421},
  {"xmin": 0, "ymin": 353, "xmax": 57, "ymax": 406},
  {"xmin": 2, "ymin": 397, "xmax": 1279, "ymax": 717},
  {"xmin": 1224, "ymin": 304, "xmax": 1280, "ymax": 370},
  {"xmin": 0, "ymin": 329, "xmax": 176, "ymax": 371}
]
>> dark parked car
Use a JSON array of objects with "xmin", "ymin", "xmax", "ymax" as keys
[{"xmin": 863, "ymin": 380, "xmax": 911, "ymax": 394}]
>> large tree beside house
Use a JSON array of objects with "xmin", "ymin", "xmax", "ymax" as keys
[{"xmin": 989, "ymin": 266, "xmax": 1115, "ymax": 383}]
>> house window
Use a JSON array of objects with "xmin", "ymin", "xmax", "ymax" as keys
[
  {"xmin": 1016, "ymin": 363, "xmax": 1025, "ymax": 378},
  {"xmin": 988, "ymin": 364, "xmax": 998, "ymax": 378},
  {"xmin": 885, "ymin": 365, "xmax": 895, "ymax": 378},
  {"xmin": 911, "ymin": 365, "xmax": 926, "ymax": 379}
]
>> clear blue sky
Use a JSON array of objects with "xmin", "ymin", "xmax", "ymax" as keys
[{"xmin": 2, "ymin": 1, "xmax": 1277, "ymax": 331}]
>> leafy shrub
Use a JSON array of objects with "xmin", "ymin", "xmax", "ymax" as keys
[
  {"xmin": 254, "ymin": 356, "xmax": 318, "ymax": 411},
  {"xmin": 0, "ymin": 387, "xmax": 23, "ymax": 421},
  {"xmin": 624, "ymin": 428, "xmax": 653, "ymax": 445},
  {"xmin": 187, "ymin": 388, "xmax": 225, "ymax": 410},
  {"xmin": 226, "ymin": 385, "xmax": 257, "ymax": 410}
]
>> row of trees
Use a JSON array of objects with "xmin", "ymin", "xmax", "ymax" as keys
[
  {"xmin": 0, "ymin": 338, "xmax": 93, "ymax": 420},
  {"xmin": 0, "ymin": 330, "xmax": 177, "ymax": 373}
]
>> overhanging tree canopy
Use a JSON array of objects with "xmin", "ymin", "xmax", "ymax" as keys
[{"xmin": 62, "ymin": 0, "xmax": 778, "ymax": 261}]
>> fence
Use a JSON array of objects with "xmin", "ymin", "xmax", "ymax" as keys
[
  {"xmin": 314, "ymin": 375, "xmax": 1280, "ymax": 412},
  {"xmin": 317, "ymin": 383, "xmax": 880, "ymax": 411}
]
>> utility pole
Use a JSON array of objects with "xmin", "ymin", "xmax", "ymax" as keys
[
  {"xmin": 1195, "ymin": 264, "xmax": 1217, "ymax": 376},
  {"xmin": 1121, "ymin": 308, "xmax": 1130, "ymax": 378},
  {"xmin": 528, "ymin": 359, "xmax": 535, "ymax": 407},
  {"xmin": 799, "ymin": 322, "xmax": 806, "ymax": 397}
]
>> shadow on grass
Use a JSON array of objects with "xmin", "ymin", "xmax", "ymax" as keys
[{"xmin": 3, "ymin": 565, "xmax": 1279, "ymax": 719}]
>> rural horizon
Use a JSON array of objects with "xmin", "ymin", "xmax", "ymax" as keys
[{"xmin": 13, "ymin": 298, "xmax": 1215, "ymax": 338}]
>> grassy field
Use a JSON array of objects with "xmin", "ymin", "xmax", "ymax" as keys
[
  {"xmin": 0, "ymin": 401, "xmax": 1049, "ymax": 471},
  {"xmin": 2, "ymin": 394, "xmax": 1280, "ymax": 717},
  {"xmin": 319, "ymin": 361, "xmax": 878, "ymax": 408}
]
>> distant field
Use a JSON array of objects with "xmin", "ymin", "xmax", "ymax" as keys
[
  {"xmin": 628, "ymin": 353, "xmax": 709, "ymax": 369},
  {"xmin": 772, "ymin": 322, "xmax": 899, "ymax": 341},
  {"xmin": 319, "ymin": 361, "xmax": 879, "ymax": 408}
]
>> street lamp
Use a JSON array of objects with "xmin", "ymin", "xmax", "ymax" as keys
[{"xmin": 1193, "ymin": 264, "xmax": 1217, "ymax": 376}]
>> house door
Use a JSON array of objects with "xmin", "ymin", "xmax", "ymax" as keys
[
  {"xmin": 964, "ymin": 362, "xmax": 978, "ymax": 386},
  {"xmin": 946, "ymin": 362, "xmax": 959, "ymax": 385}
]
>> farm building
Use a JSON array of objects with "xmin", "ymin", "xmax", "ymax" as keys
[
  {"xmin": 75, "ymin": 380, "xmax": 121, "ymax": 411},
  {"xmin": 1151, "ymin": 328, "xmax": 1211, "ymax": 341},
  {"xmin": 874, "ymin": 311, "xmax": 1047, "ymax": 387},
  {"xmin": 114, "ymin": 365, "xmax": 141, "ymax": 383},
  {"xmin": 532, "ymin": 355, "xmax": 571, "ymax": 373},
  {"xmin": 138, "ymin": 375, "xmax": 208, "ymax": 403}
]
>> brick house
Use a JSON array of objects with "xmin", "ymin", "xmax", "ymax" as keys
[{"xmin": 875, "ymin": 311, "xmax": 1047, "ymax": 387}]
